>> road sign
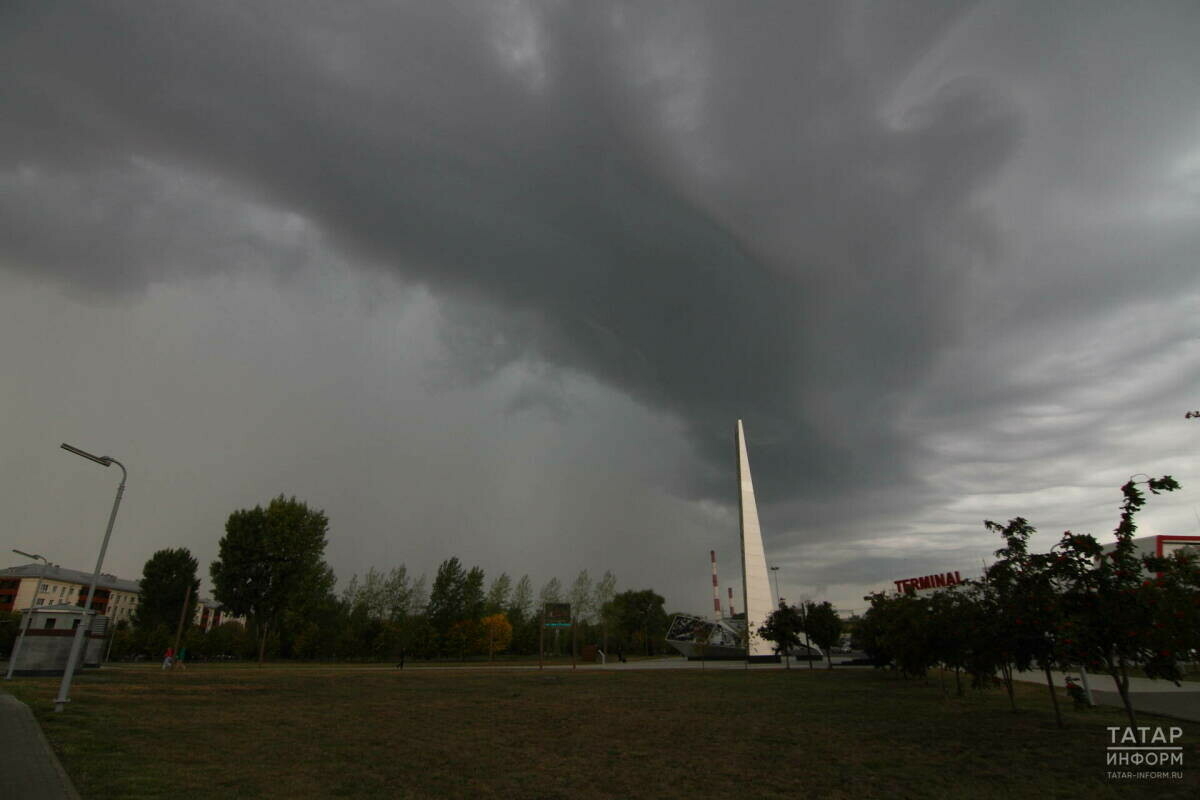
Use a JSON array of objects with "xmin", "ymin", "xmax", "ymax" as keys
[{"xmin": 544, "ymin": 602, "xmax": 571, "ymax": 627}]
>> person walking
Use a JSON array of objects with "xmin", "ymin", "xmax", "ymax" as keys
[{"xmin": 162, "ymin": 646, "xmax": 174, "ymax": 670}]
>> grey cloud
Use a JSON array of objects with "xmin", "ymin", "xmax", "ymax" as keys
[
  {"xmin": 0, "ymin": 2, "xmax": 1016, "ymax": 505},
  {"xmin": 3, "ymin": 1, "xmax": 1199, "ymax": 614}
]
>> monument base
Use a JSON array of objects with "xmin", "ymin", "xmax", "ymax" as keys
[{"xmin": 747, "ymin": 654, "xmax": 782, "ymax": 664}]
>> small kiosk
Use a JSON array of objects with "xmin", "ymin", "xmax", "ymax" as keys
[{"xmin": 9, "ymin": 604, "xmax": 109, "ymax": 676}]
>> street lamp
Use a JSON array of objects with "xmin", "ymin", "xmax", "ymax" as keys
[
  {"xmin": 769, "ymin": 566, "xmax": 782, "ymax": 606},
  {"xmin": 5, "ymin": 550, "xmax": 50, "ymax": 680},
  {"xmin": 54, "ymin": 442, "xmax": 126, "ymax": 713}
]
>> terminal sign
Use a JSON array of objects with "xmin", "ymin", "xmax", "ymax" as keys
[{"xmin": 894, "ymin": 571, "xmax": 964, "ymax": 594}]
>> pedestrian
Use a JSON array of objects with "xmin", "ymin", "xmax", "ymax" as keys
[
  {"xmin": 162, "ymin": 646, "xmax": 174, "ymax": 670},
  {"xmin": 1065, "ymin": 676, "xmax": 1091, "ymax": 710},
  {"xmin": 175, "ymin": 646, "xmax": 188, "ymax": 670},
  {"xmin": 396, "ymin": 648, "xmax": 406, "ymax": 670}
]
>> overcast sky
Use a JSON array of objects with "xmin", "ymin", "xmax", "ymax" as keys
[{"xmin": 3, "ymin": 1, "xmax": 1199, "ymax": 615}]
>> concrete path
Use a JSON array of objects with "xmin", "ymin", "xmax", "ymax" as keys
[
  {"xmin": 1013, "ymin": 668, "xmax": 1200, "ymax": 723},
  {"xmin": 0, "ymin": 693, "xmax": 80, "ymax": 800}
]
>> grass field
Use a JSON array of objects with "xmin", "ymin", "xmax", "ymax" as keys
[{"xmin": 3, "ymin": 663, "xmax": 1197, "ymax": 799}]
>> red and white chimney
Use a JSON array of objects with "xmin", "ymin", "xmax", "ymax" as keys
[{"xmin": 711, "ymin": 550, "xmax": 722, "ymax": 617}]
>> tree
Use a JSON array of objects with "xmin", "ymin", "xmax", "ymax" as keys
[
  {"xmin": 759, "ymin": 601, "xmax": 803, "ymax": 668},
  {"xmin": 802, "ymin": 601, "xmax": 842, "ymax": 670},
  {"xmin": 985, "ymin": 516, "xmax": 1067, "ymax": 726},
  {"xmin": 568, "ymin": 570, "xmax": 593, "ymax": 624},
  {"xmin": 508, "ymin": 575, "xmax": 533, "ymax": 623},
  {"xmin": 485, "ymin": 573, "xmax": 512, "ymax": 614},
  {"xmin": 592, "ymin": 571, "xmax": 617, "ymax": 651},
  {"xmin": 481, "ymin": 613, "xmax": 513, "ymax": 659},
  {"xmin": 463, "ymin": 567, "xmax": 486, "ymax": 623},
  {"xmin": 1053, "ymin": 476, "xmax": 1183, "ymax": 727},
  {"xmin": 603, "ymin": 589, "xmax": 667, "ymax": 656},
  {"xmin": 926, "ymin": 588, "xmax": 973, "ymax": 696},
  {"xmin": 427, "ymin": 557, "xmax": 466, "ymax": 648},
  {"xmin": 507, "ymin": 575, "xmax": 536, "ymax": 655},
  {"xmin": 210, "ymin": 495, "xmax": 335, "ymax": 663},
  {"xmin": 383, "ymin": 565, "xmax": 413, "ymax": 621},
  {"xmin": 854, "ymin": 593, "xmax": 894, "ymax": 667},
  {"xmin": 409, "ymin": 573, "xmax": 429, "ymax": 615},
  {"xmin": 134, "ymin": 548, "xmax": 200, "ymax": 634},
  {"xmin": 538, "ymin": 577, "xmax": 563, "ymax": 605}
]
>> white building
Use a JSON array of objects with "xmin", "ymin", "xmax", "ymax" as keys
[
  {"xmin": 1099, "ymin": 534, "xmax": 1200, "ymax": 569},
  {"xmin": 192, "ymin": 597, "xmax": 244, "ymax": 631}
]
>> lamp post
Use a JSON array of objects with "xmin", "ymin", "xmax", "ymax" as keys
[
  {"xmin": 5, "ymin": 550, "xmax": 50, "ymax": 680},
  {"xmin": 643, "ymin": 603, "xmax": 653, "ymax": 657},
  {"xmin": 769, "ymin": 566, "xmax": 782, "ymax": 605},
  {"xmin": 54, "ymin": 443, "xmax": 126, "ymax": 713}
]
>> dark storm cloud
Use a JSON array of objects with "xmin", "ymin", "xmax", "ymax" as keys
[
  {"xmin": 3, "ymin": 1, "xmax": 1199, "ymax": 603},
  {"xmin": 0, "ymin": 1, "xmax": 1015, "ymax": 499}
]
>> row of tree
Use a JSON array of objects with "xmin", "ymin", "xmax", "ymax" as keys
[
  {"xmin": 122, "ymin": 495, "xmax": 673, "ymax": 663},
  {"xmin": 853, "ymin": 476, "xmax": 1200, "ymax": 728},
  {"xmin": 758, "ymin": 600, "xmax": 844, "ymax": 669}
]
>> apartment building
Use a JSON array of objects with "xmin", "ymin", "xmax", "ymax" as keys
[
  {"xmin": 0, "ymin": 563, "xmax": 140, "ymax": 624},
  {"xmin": 192, "ymin": 597, "xmax": 244, "ymax": 631}
]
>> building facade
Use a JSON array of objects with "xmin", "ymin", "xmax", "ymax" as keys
[
  {"xmin": 9, "ymin": 604, "xmax": 108, "ymax": 676},
  {"xmin": 192, "ymin": 597, "xmax": 244, "ymax": 631},
  {"xmin": 0, "ymin": 563, "xmax": 140, "ymax": 624},
  {"xmin": 1099, "ymin": 534, "xmax": 1200, "ymax": 570}
]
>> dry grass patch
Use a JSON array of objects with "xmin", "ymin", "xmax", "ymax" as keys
[{"xmin": 2, "ymin": 664, "xmax": 1197, "ymax": 799}]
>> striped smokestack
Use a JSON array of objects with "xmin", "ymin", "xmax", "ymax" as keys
[
  {"xmin": 711, "ymin": 550, "xmax": 722, "ymax": 617},
  {"xmin": 728, "ymin": 586, "xmax": 735, "ymax": 617}
]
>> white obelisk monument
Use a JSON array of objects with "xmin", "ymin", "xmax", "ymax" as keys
[{"xmin": 737, "ymin": 420, "xmax": 777, "ymax": 660}]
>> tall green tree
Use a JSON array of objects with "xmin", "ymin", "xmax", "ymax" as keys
[
  {"xmin": 1053, "ymin": 476, "xmax": 1182, "ymax": 727},
  {"xmin": 604, "ymin": 589, "xmax": 668, "ymax": 656},
  {"xmin": 134, "ymin": 548, "xmax": 200, "ymax": 633},
  {"xmin": 485, "ymin": 573, "xmax": 512, "ymax": 614},
  {"xmin": 592, "ymin": 570, "xmax": 617, "ymax": 651},
  {"xmin": 409, "ymin": 573, "xmax": 429, "ymax": 614},
  {"xmin": 383, "ymin": 565, "xmax": 413, "ymax": 621},
  {"xmin": 508, "ymin": 575, "xmax": 533, "ymax": 622},
  {"xmin": 759, "ymin": 601, "xmax": 803, "ymax": 668},
  {"xmin": 507, "ymin": 575, "xmax": 536, "ymax": 654},
  {"xmin": 427, "ymin": 558, "xmax": 466, "ymax": 653},
  {"xmin": 463, "ymin": 567, "xmax": 486, "ymax": 622},
  {"xmin": 568, "ymin": 570, "xmax": 593, "ymax": 624},
  {"xmin": 985, "ymin": 516, "xmax": 1067, "ymax": 725},
  {"xmin": 210, "ymin": 495, "xmax": 335, "ymax": 663},
  {"xmin": 802, "ymin": 601, "xmax": 842, "ymax": 670},
  {"xmin": 538, "ymin": 577, "xmax": 563, "ymax": 606}
]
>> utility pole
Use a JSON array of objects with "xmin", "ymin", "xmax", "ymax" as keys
[
  {"xmin": 6, "ymin": 550, "xmax": 50, "ymax": 680},
  {"xmin": 171, "ymin": 581, "xmax": 193, "ymax": 665},
  {"xmin": 55, "ymin": 444, "xmax": 126, "ymax": 713}
]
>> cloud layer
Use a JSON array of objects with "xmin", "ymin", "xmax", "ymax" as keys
[{"xmin": 3, "ymin": 1, "xmax": 1199, "ymax": 611}]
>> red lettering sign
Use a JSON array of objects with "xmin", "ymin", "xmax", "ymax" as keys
[{"xmin": 893, "ymin": 571, "xmax": 965, "ymax": 593}]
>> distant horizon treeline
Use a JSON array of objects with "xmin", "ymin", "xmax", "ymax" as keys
[
  {"xmin": 98, "ymin": 496, "xmax": 675, "ymax": 663},
  {"xmin": 106, "ymin": 557, "xmax": 673, "ymax": 663}
]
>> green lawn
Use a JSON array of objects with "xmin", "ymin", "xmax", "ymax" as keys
[{"xmin": 3, "ymin": 664, "xmax": 1197, "ymax": 799}]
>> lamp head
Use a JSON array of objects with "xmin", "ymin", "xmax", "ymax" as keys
[{"xmin": 61, "ymin": 443, "xmax": 112, "ymax": 466}]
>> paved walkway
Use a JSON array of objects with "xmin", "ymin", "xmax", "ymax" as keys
[
  {"xmin": 0, "ymin": 693, "xmax": 80, "ymax": 800},
  {"xmin": 1013, "ymin": 668, "xmax": 1200, "ymax": 723}
]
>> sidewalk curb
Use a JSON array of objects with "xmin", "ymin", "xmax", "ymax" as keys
[{"xmin": 0, "ymin": 693, "xmax": 81, "ymax": 800}]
